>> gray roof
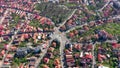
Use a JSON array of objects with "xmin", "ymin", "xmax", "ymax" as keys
[
  {"xmin": 113, "ymin": 0, "xmax": 120, "ymax": 9},
  {"xmin": 17, "ymin": 47, "xmax": 28, "ymax": 52}
]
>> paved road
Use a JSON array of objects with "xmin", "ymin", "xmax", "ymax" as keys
[
  {"xmin": 34, "ymin": 41, "xmax": 51, "ymax": 68},
  {"xmin": 99, "ymin": 0, "xmax": 111, "ymax": 11},
  {"xmin": 65, "ymin": 14, "xmax": 120, "ymax": 34},
  {"xmin": 53, "ymin": 27, "xmax": 70, "ymax": 68},
  {"xmin": 0, "ymin": 18, "xmax": 30, "ymax": 67},
  {"xmin": 91, "ymin": 40, "xmax": 117, "ymax": 68},
  {"xmin": 57, "ymin": 27, "xmax": 70, "ymax": 67},
  {"xmin": 65, "ymin": 23, "xmax": 88, "ymax": 33},
  {"xmin": 54, "ymin": 8, "xmax": 77, "ymax": 67},
  {"xmin": 58, "ymin": 9, "xmax": 77, "ymax": 29},
  {"xmin": 0, "ymin": 9, "xmax": 9, "ymax": 24},
  {"xmin": 1, "ymin": 2, "xmax": 120, "ymax": 68},
  {"xmin": 34, "ymin": 8, "xmax": 77, "ymax": 68},
  {"xmin": 0, "ymin": 6, "xmax": 37, "ymax": 16},
  {"xmin": 0, "ymin": 3, "xmax": 75, "ymax": 68},
  {"xmin": 34, "ymin": 27, "xmax": 69, "ymax": 68}
]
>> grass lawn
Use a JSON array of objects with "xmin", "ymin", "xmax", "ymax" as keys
[
  {"xmin": 64, "ymin": 3, "xmax": 78, "ymax": 8},
  {"xmin": 13, "ymin": 58, "xmax": 28, "ymax": 66}
]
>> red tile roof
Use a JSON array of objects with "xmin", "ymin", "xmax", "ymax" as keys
[
  {"xmin": 85, "ymin": 54, "xmax": 93, "ymax": 59},
  {"xmin": 98, "ymin": 54, "xmax": 106, "ymax": 62},
  {"xmin": 0, "ymin": 50, "xmax": 5, "ymax": 56},
  {"xmin": 43, "ymin": 58, "xmax": 49, "ymax": 64},
  {"xmin": 112, "ymin": 43, "xmax": 120, "ymax": 49}
]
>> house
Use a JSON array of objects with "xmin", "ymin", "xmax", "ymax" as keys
[
  {"xmin": 43, "ymin": 58, "xmax": 49, "ymax": 64},
  {"xmin": 4, "ymin": 54, "xmax": 13, "ymax": 66},
  {"xmin": 80, "ymin": 51, "xmax": 83, "ymax": 57},
  {"xmin": 4, "ymin": 44, "xmax": 9, "ymax": 50},
  {"xmin": 98, "ymin": 54, "xmax": 107, "ymax": 62},
  {"xmin": 46, "ymin": 52, "xmax": 54, "ymax": 59},
  {"xmin": 59, "ymin": 25, "xmax": 66, "ymax": 32},
  {"xmin": 68, "ymin": 0, "xmax": 80, "ymax": 3},
  {"xmin": 112, "ymin": 42, "xmax": 120, "ymax": 49},
  {"xmin": 6, "ymin": 54, "xmax": 13, "ymax": 59},
  {"xmin": 65, "ymin": 55, "xmax": 75, "ymax": 67},
  {"xmin": 44, "ymin": 0, "xmax": 59, "ymax": 3},
  {"xmin": 74, "ymin": 53, "xmax": 80, "ymax": 59},
  {"xmin": 65, "ymin": 43, "xmax": 72, "ymax": 49},
  {"xmin": 69, "ymin": 32, "xmax": 74, "ymax": 38},
  {"xmin": 12, "ymin": 40, "xmax": 19, "ymax": 45},
  {"xmin": 79, "ymin": 58, "xmax": 87, "ymax": 67},
  {"xmin": 73, "ymin": 44, "xmax": 81, "ymax": 51},
  {"xmin": 112, "ymin": 0, "xmax": 120, "ymax": 9},
  {"xmin": 84, "ymin": 53, "xmax": 93, "ymax": 59},
  {"xmin": 66, "ymin": 55, "xmax": 73, "ymax": 59},
  {"xmin": 73, "ymin": 30, "xmax": 78, "ymax": 35},
  {"xmin": 54, "ymin": 59, "xmax": 60, "ymax": 66},
  {"xmin": 86, "ymin": 44, "xmax": 92, "ymax": 51},
  {"xmin": 65, "ymin": 49, "xmax": 72, "ymax": 55},
  {"xmin": 55, "ymin": 65, "xmax": 61, "ymax": 68},
  {"xmin": 0, "ymin": 50, "xmax": 5, "ymax": 56},
  {"xmin": 83, "ymin": 25, "xmax": 89, "ymax": 31},
  {"xmin": 97, "ymin": 30, "xmax": 108, "ymax": 41},
  {"xmin": 118, "ymin": 63, "xmax": 120, "ymax": 68},
  {"xmin": 66, "ymin": 62, "xmax": 75, "ymax": 67},
  {"xmin": 19, "ymin": 63, "xmax": 24, "ymax": 68},
  {"xmin": 28, "ymin": 57, "xmax": 37, "ymax": 67},
  {"xmin": 15, "ymin": 47, "xmax": 31, "ymax": 58},
  {"xmin": 33, "ymin": 46, "xmax": 41, "ymax": 54}
]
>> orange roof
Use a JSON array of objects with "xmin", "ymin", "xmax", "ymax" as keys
[
  {"xmin": 85, "ymin": 54, "xmax": 93, "ymax": 59},
  {"xmin": 6, "ymin": 54, "xmax": 13, "ymax": 58},
  {"xmin": 69, "ymin": 32, "xmax": 74, "ymax": 38},
  {"xmin": 40, "ymin": 17, "xmax": 46, "ymax": 22},
  {"xmin": 10, "ymin": 46, "xmax": 17, "ymax": 50},
  {"xmin": 1, "ymin": 50, "xmax": 5, "ymax": 55},
  {"xmin": 98, "ymin": 54, "xmax": 106, "ymax": 62},
  {"xmin": 54, "ymin": 59, "xmax": 60, "ymax": 65},
  {"xmin": 19, "ymin": 64, "xmax": 24, "ymax": 68},
  {"xmin": 37, "ymin": 16, "xmax": 41, "ymax": 20},
  {"xmin": 48, "ymin": 47, "xmax": 54, "ymax": 52},
  {"xmin": 23, "ymin": 34, "xmax": 29, "ymax": 39},
  {"xmin": 55, "ymin": 65, "xmax": 61, "ymax": 68}
]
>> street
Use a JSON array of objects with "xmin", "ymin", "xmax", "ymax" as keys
[
  {"xmin": 0, "ymin": 9, "xmax": 9, "ymax": 24},
  {"xmin": 98, "ymin": 0, "xmax": 111, "ymax": 11}
]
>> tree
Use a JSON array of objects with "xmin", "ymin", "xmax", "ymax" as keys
[{"xmin": 30, "ymin": 19, "xmax": 41, "ymax": 28}]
